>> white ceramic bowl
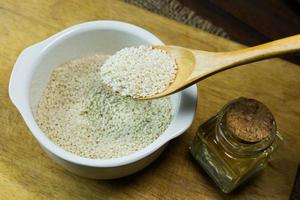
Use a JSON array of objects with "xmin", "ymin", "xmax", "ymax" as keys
[{"xmin": 9, "ymin": 21, "xmax": 197, "ymax": 179}]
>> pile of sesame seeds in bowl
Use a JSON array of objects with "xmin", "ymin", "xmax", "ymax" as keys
[{"xmin": 35, "ymin": 46, "xmax": 178, "ymax": 159}]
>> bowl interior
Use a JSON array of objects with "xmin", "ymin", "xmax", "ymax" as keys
[{"xmin": 29, "ymin": 25, "xmax": 182, "ymax": 160}]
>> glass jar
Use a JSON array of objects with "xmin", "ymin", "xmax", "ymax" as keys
[{"xmin": 190, "ymin": 97, "xmax": 282, "ymax": 193}]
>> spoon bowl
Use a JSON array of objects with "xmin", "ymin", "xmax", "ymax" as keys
[{"xmin": 148, "ymin": 46, "xmax": 196, "ymax": 99}]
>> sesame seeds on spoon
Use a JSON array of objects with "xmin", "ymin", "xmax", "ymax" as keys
[
  {"xmin": 100, "ymin": 46, "xmax": 177, "ymax": 98},
  {"xmin": 103, "ymin": 34, "xmax": 300, "ymax": 99}
]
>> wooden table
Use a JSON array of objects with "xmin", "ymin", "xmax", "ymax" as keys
[{"xmin": 0, "ymin": 0, "xmax": 299, "ymax": 199}]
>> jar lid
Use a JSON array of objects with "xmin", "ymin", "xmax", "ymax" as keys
[{"xmin": 225, "ymin": 97, "xmax": 274, "ymax": 143}]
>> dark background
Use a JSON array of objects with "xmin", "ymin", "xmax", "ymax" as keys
[{"xmin": 179, "ymin": 0, "xmax": 300, "ymax": 64}]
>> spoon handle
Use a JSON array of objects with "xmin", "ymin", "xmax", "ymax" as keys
[{"xmin": 219, "ymin": 34, "xmax": 300, "ymax": 68}]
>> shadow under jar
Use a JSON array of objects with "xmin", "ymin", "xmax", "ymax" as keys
[{"xmin": 191, "ymin": 97, "xmax": 282, "ymax": 193}]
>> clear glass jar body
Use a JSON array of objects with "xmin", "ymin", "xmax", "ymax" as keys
[{"xmin": 190, "ymin": 100, "xmax": 282, "ymax": 193}]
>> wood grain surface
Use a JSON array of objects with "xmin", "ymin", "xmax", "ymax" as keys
[{"xmin": 0, "ymin": 0, "xmax": 299, "ymax": 199}]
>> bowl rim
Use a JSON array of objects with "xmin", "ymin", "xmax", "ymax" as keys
[{"xmin": 9, "ymin": 20, "xmax": 198, "ymax": 168}]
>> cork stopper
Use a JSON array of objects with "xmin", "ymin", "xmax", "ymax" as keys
[{"xmin": 225, "ymin": 98, "xmax": 274, "ymax": 143}]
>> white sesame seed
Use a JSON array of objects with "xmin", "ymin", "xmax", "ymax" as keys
[{"xmin": 100, "ymin": 46, "xmax": 177, "ymax": 98}]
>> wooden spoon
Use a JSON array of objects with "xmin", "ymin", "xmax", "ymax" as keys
[{"xmin": 142, "ymin": 34, "xmax": 300, "ymax": 99}]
